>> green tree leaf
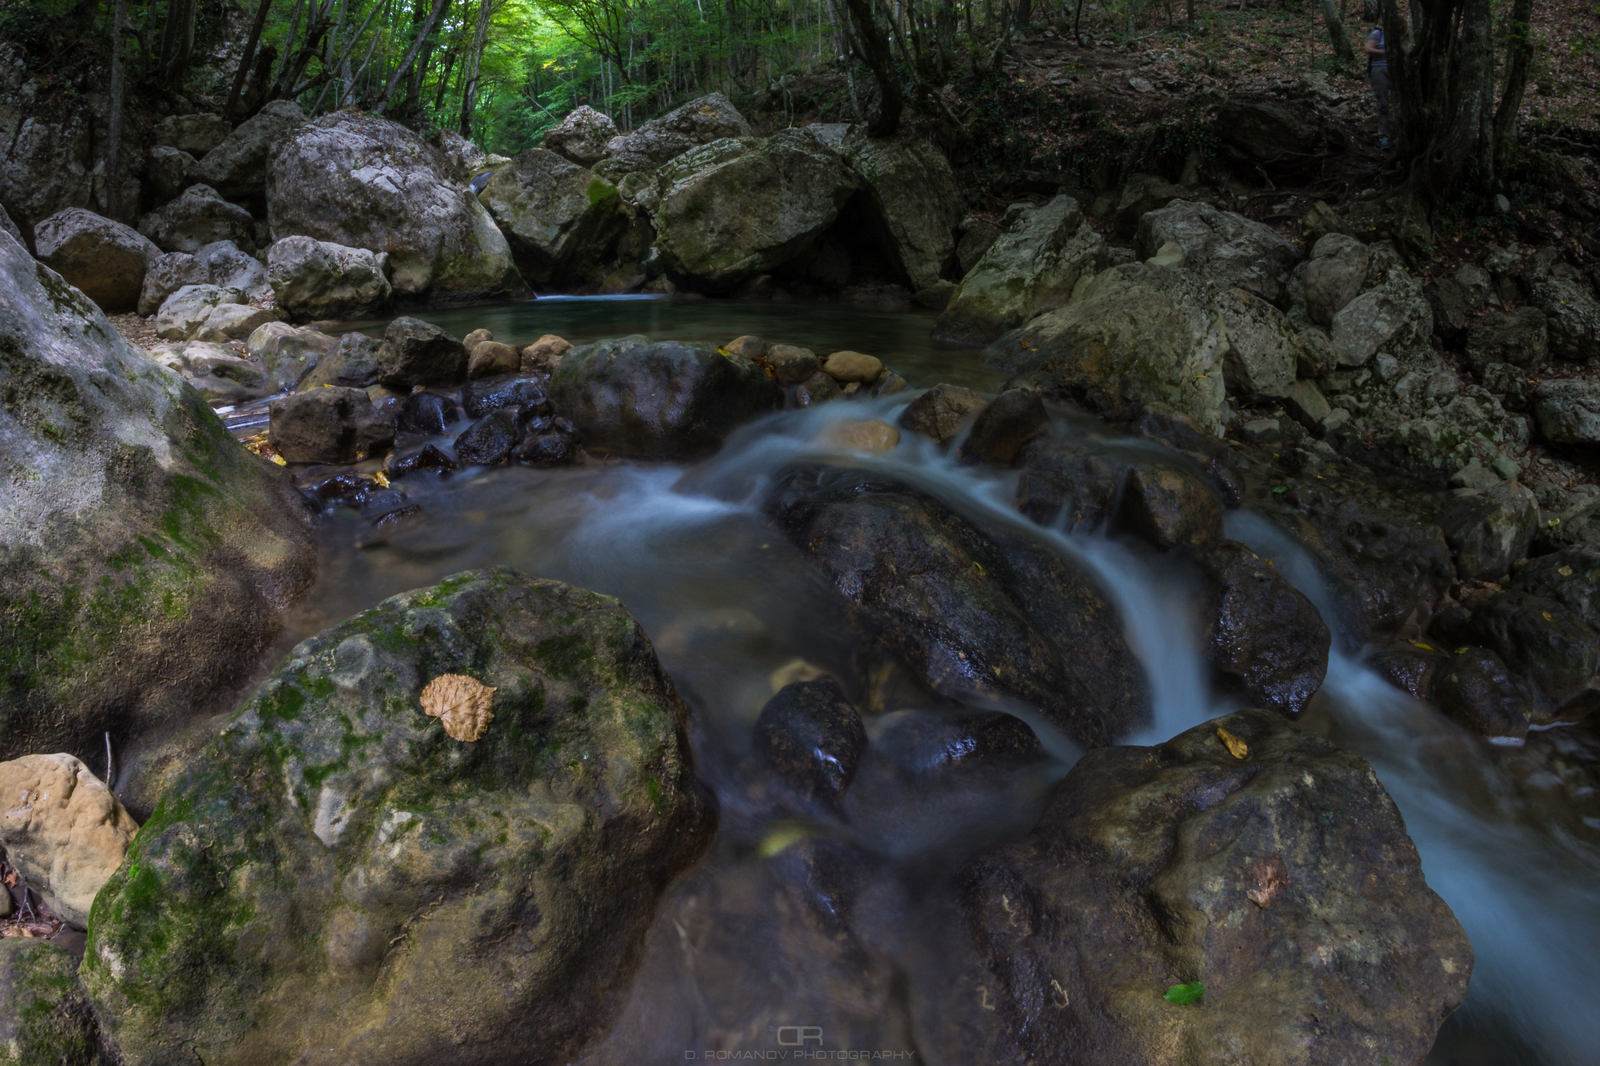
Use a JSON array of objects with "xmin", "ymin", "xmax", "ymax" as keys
[{"xmin": 1163, "ymin": 981, "xmax": 1205, "ymax": 1004}]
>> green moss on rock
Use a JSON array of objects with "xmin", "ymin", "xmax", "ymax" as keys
[{"xmin": 82, "ymin": 568, "xmax": 714, "ymax": 1066}]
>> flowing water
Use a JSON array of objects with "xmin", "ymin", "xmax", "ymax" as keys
[{"xmin": 278, "ymin": 299, "xmax": 1599, "ymax": 1064}]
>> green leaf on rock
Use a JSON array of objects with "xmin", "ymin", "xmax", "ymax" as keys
[{"xmin": 1163, "ymin": 981, "xmax": 1205, "ymax": 1004}]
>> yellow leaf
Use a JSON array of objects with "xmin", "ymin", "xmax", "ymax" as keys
[
  {"xmin": 1543, "ymin": 611, "xmax": 1553, "ymax": 621},
  {"xmin": 270, "ymin": 454, "xmax": 286, "ymax": 466},
  {"xmin": 1414, "ymin": 642, "xmax": 1434, "ymax": 651},
  {"xmin": 1559, "ymin": 566, "xmax": 1574, "ymax": 577},
  {"xmin": 759, "ymin": 823, "xmax": 815, "ymax": 858},
  {"xmin": 372, "ymin": 471, "xmax": 390, "ymax": 489},
  {"xmin": 1216, "ymin": 727, "xmax": 1248, "ymax": 759}
]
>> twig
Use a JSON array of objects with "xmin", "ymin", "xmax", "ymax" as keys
[{"xmin": 104, "ymin": 730, "xmax": 116, "ymax": 791}]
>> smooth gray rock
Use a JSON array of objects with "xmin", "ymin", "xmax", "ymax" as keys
[
  {"xmin": 595, "ymin": 92, "xmax": 752, "ymax": 178},
  {"xmin": 1302, "ymin": 232, "xmax": 1370, "ymax": 326},
  {"xmin": 542, "ymin": 104, "xmax": 618, "ymax": 167},
  {"xmin": 153, "ymin": 112, "xmax": 233, "ymax": 156},
  {"xmin": 267, "ymin": 110, "xmax": 515, "ymax": 303},
  {"xmin": 1134, "ymin": 198, "xmax": 1300, "ymax": 304},
  {"xmin": 267, "ymin": 235, "xmax": 392, "ymax": 320},
  {"xmin": 138, "ymin": 184, "xmax": 255, "ymax": 254},
  {"xmin": 146, "ymin": 145, "xmax": 197, "ymax": 201},
  {"xmin": 478, "ymin": 149, "xmax": 634, "ymax": 286},
  {"xmin": 191, "ymin": 100, "xmax": 305, "ymax": 200}
]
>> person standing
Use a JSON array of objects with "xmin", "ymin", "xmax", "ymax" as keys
[{"xmin": 1363, "ymin": 21, "xmax": 1392, "ymax": 148}]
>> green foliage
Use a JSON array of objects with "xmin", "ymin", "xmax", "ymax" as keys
[{"xmin": 1163, "ymin": 980, "xmax": 1205, "ymax": 1004}]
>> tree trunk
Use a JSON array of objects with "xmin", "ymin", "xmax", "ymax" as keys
[
  {"xmin": 228, "ymin": 0, "xmax": 276, "ymax": 116},
  {"xmin": 104, "ymin": 0, "xmax": 129, "ymax": 220},
  {"xmin": 373, "ymin": 0, "xmax": 451, "ymax": 115},
  {"xmin": 157, "ymin": 0, "xmax": 198, "ymax": 91},
  {"xmin": 841, "ymin": 0, "xmax": 901, "ymax": 135},
  {"xmin": 459, "ymin": 0, "xmax": 494, "ymax": 137},
  {"xmin": 1491, "ymin": 0, "xmax": 1534, "ymax": 181},
  {"xmin": 1390, "ymin": 0, "xmax": 1497, "ymax": 202},
  {"xmin": 1318, "ymin": 0, "xmax": 1354, "ymax": 62}
]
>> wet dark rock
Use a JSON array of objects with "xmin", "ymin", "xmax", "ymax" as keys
[
  {"xmin": 267, "ymin": 387, "xmax": 395, "ymax": 464},
  {"xmin": 454, "ymin": 408, "xmax": 524, "ymax": 466},
  {"xmin": 1512, "ymin": 547, "xmax": 1600, "ymax": 631},
  {"xmin": 550, "ymin": 336, "xmax": 782, "ymax": 459},
  {"xmin": 1258, "ymin": 478, "xmax": 1455, "ymax": 644},
  {"xmin": 1437, "ymin": 481, "xmax": 1538, "ymax": 581},
  {"xmin": 765, "ymin": 465, "xmax": 1148, "ymax": 748},
  {"xmin": 515, "ymin": 430, "xmax": 579, "ymax": 467},
  {"xmin": 461, "ymin": 374, "xmax": 550, "ymax": 418},
  {"xmin": 871, "ymin": 709, "xmax": 1042, "ymax": 781},
  {"xmin": 753, "ymin": 678, "xmax": 867, "ymax": 810},
  {"xmin": 792, "ymin": 371, "xmax": 841, "ymax": 406},
  {"xmin": 1479, "ymin": 361, "xmax": 1531, "ymax": 410},
  {"xmin": 386, "ymin": 443, "xmax": 457, "ymax": 479},
  {"xmin": 1123, "ymin": 460, "xmax": 1224, "ymax": 548},
  {"xmin": 376, "ymin": 316, "xmax": 467, "ymax": 390},
  {"xmin": 1014, "ymin": 436, "xmax": 1125, "ymax": 529},
  {"xmin": 369, "ymin": 503, "xmax": 423, "ymax": 529},
  {"xmin": 82, "ymin": 569, "xmax": 714, "ymax": 1066},
  {"xmin": 957, "ymin": 388, "xmax": 1048, "ymax": 466},
  {"xmin": 898, "ymin": 383, "xmax": 986, "ymax": 444},
  {"xmin": 939, "ymin": 708, "xmax": 1471, "ymax": 1066},
  {"xmin": 298, "ymin": 471, "xmax": 391, "ymax": 511},
  {"xmin": 1431, "ymin": 591, "xmax": 1600, "ymax": 724},
  {"xmin": 1465, "ymin": 307, "xmax": 1548, "ymax": 371},
  {"xmin": 1190, "ymin": 540, "xmax": 1330, "ymax": 714},
  {"xmin": 1368, "ymin": 639, "xmax": 1449, "ymax": 699},
  {"xmin": 766, "ymin": 343, "xmax": 819, "ymax": 383},
  {"xmin": 395, "ymin": 391, "xmax": 459, "ymax": 438},
  {"xmin": 1434, "ymin": 646, "xmax": 1535, "ymax": 740},
  {"xmin": 1136, "ymin": 402, "xmax": 1251, "ymax": 507}
]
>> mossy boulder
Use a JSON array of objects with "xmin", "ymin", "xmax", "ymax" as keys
[
  {"xmin": 644, "ymin": 129, "xmax": 859, "ymax": 292},
  {"xmin": 478, "ymin": 148, "xmax": 635, "ymax": 287},
  {"xmin": 0, "ymin": 939, "xmax": 104, "ymax": 1066},
  {"xmin": 992, "ymin": 262, "xmax": 1228, "ymax": 434},
  {"xmin": 82, "ymin": 567, "xmax": 714, "ymax": 1066},
  {"xmin": 0, "ymin": 230, "xmax": 316, "ymax": 763},
  {"xmin": 833, "ymin": 128, "xmax": 961, "ymax": 292}
]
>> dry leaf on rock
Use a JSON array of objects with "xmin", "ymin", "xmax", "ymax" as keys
[
  {"xmin": 1216, "ymin": 726, "xmax": 1249, "ymax": 759},
  {"xmin": 420, "ymin": 674, "xmax": 497, "ymax": 742}
]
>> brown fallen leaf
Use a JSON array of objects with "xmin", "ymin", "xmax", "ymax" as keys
[
  {"xmin": 420, "ymin": 674, "xmax": 497, "ymax": 742},
  {"xmin": 1246, "ymin": 855, "xmax": 1289, "ymax": 907},
  {"xmin": 1216, "ymin": 727, "xmax": 1249, "ymax": 759}
]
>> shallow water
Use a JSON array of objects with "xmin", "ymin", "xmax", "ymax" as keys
[
  {"xmin": 278, "ymin": 302, "xmax": 1598, "ymax": 1065},
  {"xmin": 342, "ymin": 294, "xmax": 1008, "ymax": 391}
]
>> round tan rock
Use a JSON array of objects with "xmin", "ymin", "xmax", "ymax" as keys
[
  {"xmin": 463, "ymin": 328, "xmax": 494, "ymax": 347},
  {"xmin": 467, "ymin": 340, "xmax": 521, "ymax": 379},
  {"xmin": 0, "ymin": 753, "xmax": 138, "ymax": 929},
  {"xmin": 822, "ymin": 350, "xmax": 884, "ymax": 383},
  {"xmin": 521, "ymin": 333, "xmax": 573, "ymax": 374},
  {"xmin": 820, "ymin": 418, "xmax": 901, "ymax": 453},
  {"xmin": 723, "ymin": 334, "xmax": 767, "ymax": 360}
]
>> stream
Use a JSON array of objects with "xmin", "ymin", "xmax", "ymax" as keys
[{"xmin": 278, "ymin": 298, "xmax": 1599, "ymax": 1064}]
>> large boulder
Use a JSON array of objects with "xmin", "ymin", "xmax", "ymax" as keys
[
  {"xmin": 1134, "ymin": 199, "xmax": 1300, "ymax": 304},
  {"xmin": 764, "ymin": 465, "xmax": 1149, "ymax": 748},
  {"xmin": 936, "ymin": 195, "xmax": 1105, "ymax": 344},
  {"xmin": 1215, "ymin": 98, "xmax": 1324, "ymax": 170},
  {"xmin": 267, "ymin": 111, "xmax": 517, "ymax": 303},
  {"xmin": 0, "ymin": 84, "xmax": 99, "ymax": 235},
  {"xmin": 1329, "ymin": 265, "xmax": 1434, "ymax": 367},
  {"xmin": 594, "ymin": 92, "xmax": 752, "ymax": 178},
  {"xmin": 942, "ymin": 707, "xmax": 1471, "ymax": 1066},
  {"xmin": 139, "ymin": 240, "xmax": 272, "ymax": 317},
  {"xmin": 267, "ymin": 235, "xmax": 393, "ymax": 320},
  {"xmin": 33, "ymin": 207, "xmax": 158, "ymax": 313},
  {"xmin": 145, "ymin": 340, "xmax": 273, "ymax": 407},
  {"xmin": 991, "ymin": 263, "xmax": 1228, "ymax": 433},
  {"xmin": 138, "ymin": 184, "xmax": 255, "ymax": 254},
  {"xmin": 542, "ymin": 104, "xmax": 619, "ymax": 168},
  {"xmin": 0, "ymin": 753, "xmax": 137, "ymax": 928},
  {"xmin": 478, "ymin": 149, "xmax": 634, "ymax": 286},
  {"xmin": 268, "ymin": 386, "xmax": 395, "ymax": 463},
  {"xmin": 376, "ymin": 316, "xmax": 467, "ymax": 389},
  {"xmin": 0, "ymin": 230, "xmax": 316, "ymax": 762},
  {"xmin": 153, "ymin": 283, "xmax": 281, "ymax": 343},
  {"xmin": 191, "ymin": 99, "xmax": 305, "ymax": 201},
  {"xmin": 1300, "ymin": 232, "xmax": 1370, "ymax": 326},
  {"xmin": 145, "ymin": 145, "xmax": 196, "ymax": 202},
  {"xmin": 549, "ymin": 335, "xmax": 782, "ymax": 458},
  {"xmin": 643, "ymin": 130, "xmax": 859, "ymax": 292},
  {"xmin": 82, "ymin": 568, "xmax": 714, "ymax": 1066},
  {"xmin": 1526, "ymin": 261, "xmax": 1600, "ymax": 363},
  {"xmin": 833, "ymin": 127, "xmax": 960, "ymax": 292}
]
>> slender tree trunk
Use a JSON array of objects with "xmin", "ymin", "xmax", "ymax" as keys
[
  {"xmin": 373, "ymin": 0, "xmax": 451, "ymax": 114},
  {"xmin": 1491, "ymin": 0, "xmax": 1534, "ymax": 181},
  {"xmin": 459, "ymin": 0, "xmax": 493, "ymax": 136},
  {"xmin": 158, "ymin": 0, "xmax": 198, "ymax": 90},
  {"xmin": 1318, "ymin": 0, "xmax": 1354, "ymax": 62},
  {"xmin": 228, "ymin": 0, "xmax": 276, "ymax": 115},
  {"xmin": 104, "ymin": 0, "xmax": 129, "ymax": 220},
  {"xmin": 841, "ymin": 0, "xmax": 902, "ymax": 135}
]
